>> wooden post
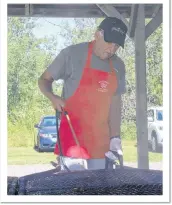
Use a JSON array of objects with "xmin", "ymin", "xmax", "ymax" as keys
[
  {"xmin": 128, "ymin": 4, "xmax": 139, "ymax": 38},
  {"xmin": 134, "ymin": 4, "xmax": 149, "ymax": 169}
]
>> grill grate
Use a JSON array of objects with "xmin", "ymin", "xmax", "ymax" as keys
[{"xmin": 7, "ymin": 167, "xmax": 162, "ymax": 195}]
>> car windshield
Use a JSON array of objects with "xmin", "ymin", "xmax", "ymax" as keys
[
  {"xmin": 156, "ymin": 110, "xmax": 163, "ymax": 121},
  {"xmin": 41, "ymin": 117, "xmax": 56, "ymax": 127}
]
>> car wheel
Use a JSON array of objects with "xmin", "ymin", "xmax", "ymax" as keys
[
  {"xmin": 37, "ymin": 139, "xmax": 43, "ymax": 152},
  {"xmin": 152, "ymin": 132, "xmax": 158, "ymax": 152},
  {"xmin": 34, "ymin": 141, "xmax": 38, "ymax": 149},
  {"xmin": 38, "ymin": 147, "xmax": 43, "ymax": 152}
]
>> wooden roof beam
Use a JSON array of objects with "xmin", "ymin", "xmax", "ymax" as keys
[{"xmin": 145, "ymin": 7, "xmax": 162, "ymax": 40}]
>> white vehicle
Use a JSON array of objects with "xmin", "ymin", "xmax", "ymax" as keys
[{"xmin": 147, "ymin": 106, "xmax": 163, "ymax": 152}]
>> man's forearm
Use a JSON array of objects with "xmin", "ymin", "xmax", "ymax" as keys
[
  {"xmin": 109, "ymin": 112, "xmax": 121, "ymax": 137},
  {"xmin": 38, "ymin": 77, "xmax": 55, "ymax": 101},
  {"xmin": 108, "ymin": 95, "xmax": 122, "ymax": 137}
]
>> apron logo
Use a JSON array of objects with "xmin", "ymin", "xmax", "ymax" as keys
[{"xmin": 98, "ymin": 81, "xmax": 109, "ymax": 92}]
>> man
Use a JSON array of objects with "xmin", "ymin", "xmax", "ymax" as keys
[{"xmin": 38, "ymin": 17, "xmax": 127, "ymax": 171}]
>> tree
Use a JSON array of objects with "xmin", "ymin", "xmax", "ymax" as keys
[{"xmin": 8, "ymin": 17, "xmax": 60, "ymax": 146}]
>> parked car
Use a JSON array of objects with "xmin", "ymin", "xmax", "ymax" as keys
[
  {"xmin": 34, "ymin": 116, "xmax": 60, "ymax": 152},
  {"xmin": 147, "ymin": 107, "xmax": 163, "ymax": 152}
]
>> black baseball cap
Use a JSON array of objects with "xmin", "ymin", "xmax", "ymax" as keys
[{"xmin": 98, "ymin": 17, "xmax": 128, "ymax": 48}]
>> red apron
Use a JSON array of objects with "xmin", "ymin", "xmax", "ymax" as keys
[{"xmin": 54, "ymin": 41, "xmax": 118, "ymax": 159}]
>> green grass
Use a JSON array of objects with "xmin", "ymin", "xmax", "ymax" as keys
[
  {"xmin": 8, "ymin": 147, "xmax": 55, "ymax": 165},
  {"xmin": 122, "ymin": 141, "xmax": 162, "ymax": 162},
  {"xmin": 8, "ymin": 140, "xmax": 162, "ymax": 165}
]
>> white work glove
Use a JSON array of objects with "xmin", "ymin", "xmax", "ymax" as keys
[
  {"xmin": 105, "ymin": 136, "xmax": 123, "ymax": 166},
  {"xmin": 105, "ymin": 137, "xmax": 124, "ymax": 169},
  {"xmin": 109, "ymin": 136, "xmax": 123, "ymax": 156}
]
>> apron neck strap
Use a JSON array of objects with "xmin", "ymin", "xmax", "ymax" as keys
[
  {"xmin": 85, "ymin": 41, "xmax": 94, "ymax": 68},
  {"xmin": 109, "ymin": 59, "xmax": 115, "ymax": 74}
]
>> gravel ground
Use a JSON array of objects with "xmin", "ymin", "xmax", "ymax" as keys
[{"xmin": 8, "ymin": 162, "xmax": 162, "ymax": 177}]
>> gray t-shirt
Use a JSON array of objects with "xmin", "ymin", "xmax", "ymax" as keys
[{"xmin": 47, "ymin": 42, "xmax": 126, "ymax": 99}]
